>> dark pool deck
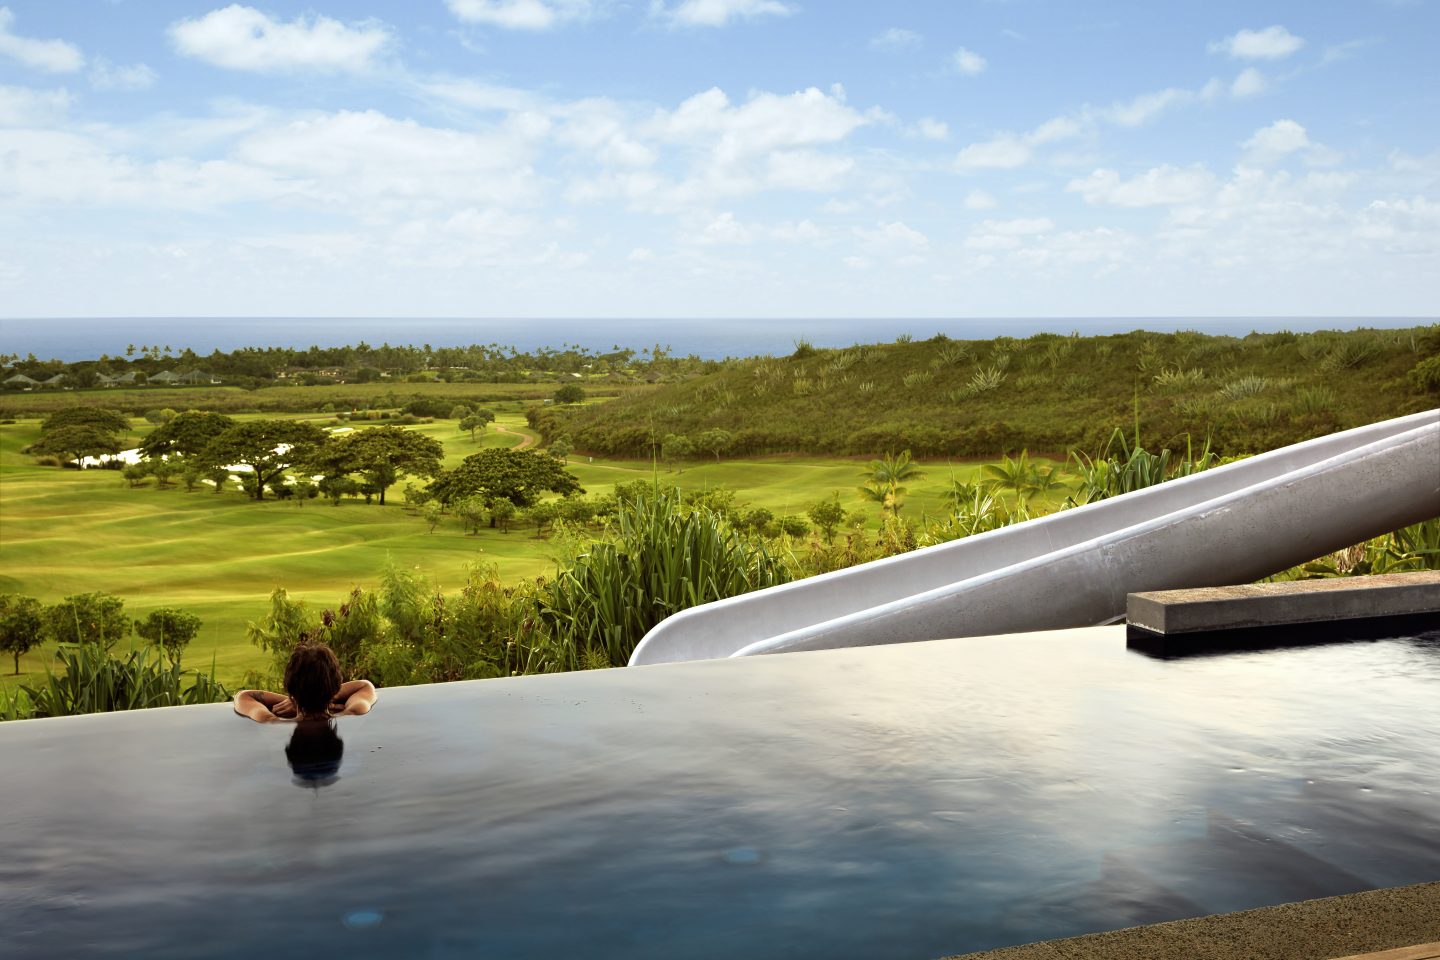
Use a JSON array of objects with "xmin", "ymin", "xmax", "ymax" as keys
[{"xmin": 3, "ymin": 624, "xmax": 1439, "ymax": 958}]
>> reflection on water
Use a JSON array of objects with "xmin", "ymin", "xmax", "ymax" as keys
[
  {"xmin": 2, "ymin": 626, "xmax": 1438, "ymax": 959},
  {"xmin": 285, "ymin": 720, "xmax": 343, "ymax": 788}
]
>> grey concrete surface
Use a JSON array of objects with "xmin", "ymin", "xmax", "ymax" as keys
[
  {"xmin": 947, "ymin": 881, "xmax": 1440, "ymax": 960},
  {"xmin": 1128, "ymin": 572, "xmax": 1440, "ymax": 635},
  {"xmin": 628, "ymin": 410, "xmax": 1440, "ymax": 666}
]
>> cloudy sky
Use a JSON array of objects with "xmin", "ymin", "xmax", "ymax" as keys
[{"xmin": 0, "ymin": 0, "xmax": 1436, "ymax": 319}]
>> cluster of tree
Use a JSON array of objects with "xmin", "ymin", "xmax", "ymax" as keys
[
  {"xmin": 0, "ymin": 591, "xmax": 203, "ymax": 674},
  {"xmin": 23, "ymin": 407, "xmax": 131, "ymax": 466},
  {"xmin": 2, "ymin": 339, "xmax": 719, "ymax": 390},
  {"xmin": 72, "ymin": 410, "xmax": 446, "ymax": 505}
]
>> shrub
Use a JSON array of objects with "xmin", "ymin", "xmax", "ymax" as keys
[
  {"xmin": 15, "ymin": 643, "xmax": 228, "ymax": 719},
  {"xmin": 540, "ymin": 487, "xmax": 791, "ymax": 668}
]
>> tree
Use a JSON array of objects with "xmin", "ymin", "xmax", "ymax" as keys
[
  {"xmin": 460, "ymin": 409, "xmax": 495, "ymax": 441},
  {"xmin": 309, "ymin": 425, "xmax": 443, "ymax": 506},
  {"xmin": 0, "ymin": 594, "xmax": 43, "ymax": 674},
  {"xmin": 859, "ymin": 450, "xmax": 923, "ymax": 517},
  {"xmin": 144, "ymin": 408, "xmax": 178, "ymax": 426},
  {"xmin": 697, "ymin": 428, "xmax": 734, "ymax": 462},
  {"xmin": 122, "ymin": 462, "xmax": 150, "ymax": 487},
  {"xmin": 28, "ymin": 425, "xmax": 122, "ymax": 465},
  {"xmin": 455, "ymin": 497, "xmax": 489, "ymax": 535},
  {"xmin": 553, "ymin": 383, "xmax": 585, "ymax": 404},
  {"xmin": 43, "ymin": 592, "xmax": 129, "ymax": 650},
  {"xmin": 807, "ymin": 495, "xmax": 846, "ymax": 543},
  {"xmin": 429, "ymin": 449, "xmax": 584, "ymax": 517},
  {"xmin": 549, "ymin": 437, "xmax": 572, "ymax": 462},
  {"xmin": 449, "ymin": 404, "xmax": 472, "ymax": 420},
  {"xmin": 196, "ymin": 420, "xmax": 328, "ymax": 501},
  {"xmin": 661, "ymin": 434, "xmax": 695, "ymax": 472},
  {"xmin": 41, "ymin": 406, "xmax": 130, "ymax": 436},
  {"xmin": 489, "ymin": 497, "xmax": 517, "ymax": 533},
  {"xmin": 134, "ymin": 607, "xmax": 203, "ymax": 666},
  {"xmin": 139, "ymin": 411, "xmax": 235, "ymax": 458}
]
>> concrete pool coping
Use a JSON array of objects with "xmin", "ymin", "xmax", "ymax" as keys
[
  {"xmin": 945, "ymin": 881, "xmax": 1440, "ymax": 960},
  {"xmin": 1127, "ymin": 572, "xmax": 1440, "ymax": 636}
]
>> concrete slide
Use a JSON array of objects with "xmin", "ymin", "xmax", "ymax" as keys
[{"xmin": 627, "ymin": 410, "xmax": 1440, "ymax": 666}]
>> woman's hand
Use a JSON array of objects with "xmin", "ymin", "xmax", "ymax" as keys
[{"xmin": 271, "ymin": 697, "xmax": 299, "ymax": 720}]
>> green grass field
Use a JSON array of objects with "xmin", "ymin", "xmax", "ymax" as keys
[{"xmin": 0, "ymin": 411, "xmax": 1006, "ymax": 689}]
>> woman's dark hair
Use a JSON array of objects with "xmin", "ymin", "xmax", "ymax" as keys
[
  {"xmin": 286, "ymin": 720, "xmax": 344, "ymax": 786},
  {"xmin": 284, "ymin": 643, "xmax": 343, "ymax": 717}
]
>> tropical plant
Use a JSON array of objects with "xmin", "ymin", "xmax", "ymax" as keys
[
  {"xmin": 539, "ymin": 487, "xmax": 791, "ymax": 668},
  {"xmin": 859, "ymin": 450, "xmax": 923, "ymax": 517},
  {"xmin": 13, "ymin": 643, "xmax": 229, "ymax": 720}
]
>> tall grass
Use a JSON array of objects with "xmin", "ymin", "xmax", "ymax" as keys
[
  {"xmin": 540, "ymin": 486, "xmax": 791, "ymax": 667},
  {"xmin": 7, "ymin": 643, "xmax": 229, "ymax": 720}
]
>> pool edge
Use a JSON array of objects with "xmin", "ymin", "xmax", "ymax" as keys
[{"xmin": 945, "ymin": 880, "xmax": 1440, "ymax": 960}]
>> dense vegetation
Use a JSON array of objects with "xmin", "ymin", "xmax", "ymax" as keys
[
  {"xmin": 531, "ymin": 326, "xmax": 1439, "ymax": 458},
  {"xmin": 1, "ymin": 340, "xmax": 711, "ymax": 394},
  {"xmin": 1, "ymin": 325, "xmax": 1435, "ymax": 720}
]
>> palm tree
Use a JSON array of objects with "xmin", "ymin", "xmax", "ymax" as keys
[
  {"xmin": 982, "ymin": 450, "xmax": 1039, "ymax": 504},
  {"xmin": 860, "ymin": 450, "xmax": 923, "ymax": 517}
]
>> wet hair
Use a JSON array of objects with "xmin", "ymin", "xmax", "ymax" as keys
[
  {"xmin": 284, "ymin": 643, "xmax": 343, "ymax": 718},
  {"xmin": 286, "ymin": 720, "xmax": 344, "ymax": 786}
]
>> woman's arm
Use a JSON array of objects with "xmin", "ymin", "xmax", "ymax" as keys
[
  {"xmin": 328, "ymin": 679, "xmax": 377, "ymax": 717},
  {"xmin": 233, "ymin": 689, "xmax": 290, "ymax": 723}
]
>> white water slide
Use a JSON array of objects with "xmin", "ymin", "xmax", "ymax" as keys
[{"xmin": 628, "ymin": 409, "xmax": 1440, "ymax": 666}]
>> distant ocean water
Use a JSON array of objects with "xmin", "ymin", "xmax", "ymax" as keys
[{"xmin": 0, "ymin": 316, "xmax": 1432, "ymax": 363}]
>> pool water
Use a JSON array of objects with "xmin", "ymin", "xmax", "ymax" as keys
[{"xmin": 3, "ymin": 626, "xmax": 1438, "ymax": 958}]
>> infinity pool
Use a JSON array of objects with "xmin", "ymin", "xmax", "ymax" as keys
[{"xmin": 3, "ymin": 625, "xmax": 1439, "ymax": 958}]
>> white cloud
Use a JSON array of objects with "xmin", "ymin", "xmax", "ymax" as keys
[
  {"xmin": 89, "ymin": 60, "xmax": 158, "ymax": 92},
  {"xmin": 169, "ymin": 6, "xmax": 390, "ymax": 73},
  {"xmin": 627, "ymin": 247, "xmax": 655, "ymax": 262},
  {"xmin": 964, "ymin": 217, "xmax": 1053, "ymax": 251},
  {"xmin": 1067, "ymin": 165, "xmax": 1217, "ymax": 207},
  {"xmin": 913, "ymin": 117, "xmax": 949, "ymax": 141},
  {"xmin": 0, "ymin": 7, "xmax": 84, "ymax": 73},
  {"xmin": 0, "ymin": 83, "xmax": 71, "ymax": 126},
  {"xmin": 650, "ymin": 85, "xmax": 866, "ymax": 157},
  {"xmin": 955, "ymin": 136, "xmax": 1030, "ymax": 170},
  {"xmin": 1209, "ymin": 25, "xmax": 1305, "ymax": 60},
  {"xmin": 445, "ymin": 0, "xmax": 593, "ymax": 30},
  {"xmin": 690, "ymin": 211, "xmax": 754, "ymax": 244},
  {"xmin": 771, "ymin": 219, "xmax": 825, "ymax": 243},
  {"xmin": 653, "ymin": 0, "xmax": 795, "ymax": 28},
  {"xmin": 855, "ymin": 220, "xmax": 928, "ymax": 250},
  {"xmin": 951, "ymin": 47, "xmax": 987, "ymax": 76},
  {"xmin": 1231, "ymin": 67, "xmax": 1267, "ymax": 98},
  {"xmin": 1025, "ymin": 115, "xmax": 1083, "ymax": 146},
  {"xmin": 232, "ymin": 110, "xmax": 542, "ymax": 210},
  {"xmin": 964, "ymin": 189, "xmax": 998, "ymax": 210},
  {"xmin": 979, "ymin": 217, "xmax": 1054, "ymax": 236},
  {"xmin": 1103, "ymin": 87, "xmax": 1191, "ymax": 127},
  {"xmin": 1242, "ymin": 119, "xmax": 1312, "ymax": 165},
  {"xmin": 870, "ymin": 28, "xmax": 922, "ymax": 52}
]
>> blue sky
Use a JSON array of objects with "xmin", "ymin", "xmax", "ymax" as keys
[{"xmin": 0, "ymin": 0, "xmax": 1436, "ymax": 319}]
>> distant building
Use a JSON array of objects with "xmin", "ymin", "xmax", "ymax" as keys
[
  {"xmin": 148, "ymin": 370, "xmax": 182, "ymax": 384},
  {"xmin": 95, "ymin": 371, "xmax": 139, "ymax": 387},
  {"xmin": 173, "ymin": 370, "xmax": 221, "ymax": 385},
  {"xmin": 38, "ymin": 374, "xmax": 67, "ymax": 388},
  {"xmin": 3, "ymin": 373, "xmax": 39, "ymax": 389}
]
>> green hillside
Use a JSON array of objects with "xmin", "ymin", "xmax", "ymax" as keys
[{"xmin": 537, "ymin": 327, "xmax": 1439, "ymax": 459}]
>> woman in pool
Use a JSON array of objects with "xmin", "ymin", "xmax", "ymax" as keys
[{"xmin": 234, "ymin": 643, "xmax": 376, "ymax": 723}]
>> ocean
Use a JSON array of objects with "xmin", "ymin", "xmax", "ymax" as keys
[{"xmin": 0, "ymin": 316, "xmax": 1431, "ymax": 363}]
